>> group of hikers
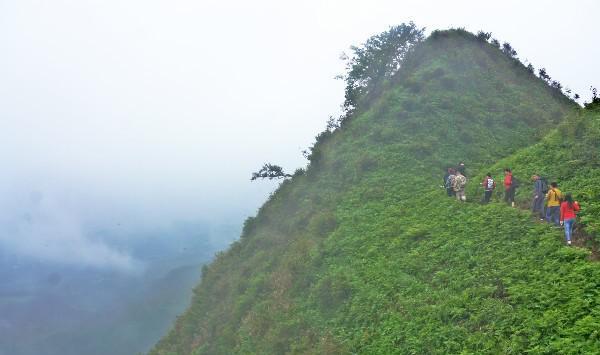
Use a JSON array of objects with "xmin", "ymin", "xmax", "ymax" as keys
[{"xmin": 443, "ymin": 163, "xmax": 581, "ymax": 245}]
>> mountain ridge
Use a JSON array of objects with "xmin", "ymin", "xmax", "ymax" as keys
[{"xmin": 151, "ymin": 29, "xmax": 594, "ymax": 354}]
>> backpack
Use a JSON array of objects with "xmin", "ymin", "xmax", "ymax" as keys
[
  {"xmin": 556, "ymin": 190, "xmax": 563, "ymax": 203},
  {"xmin": 446, "ymin": 175, "xmax": 455, "ymax": 189},
  {"xmin": 454, "ymin": 175, "xmax": 466, "ymax": 191},
  {"xmin": 512, "ymin": 177, "xmax": 520, "ymax": 188},
  {"xmin": 539, "ymin": 177, "xmax": 549, "ymax": 194},
  {"xmin": 549, "ymin": 189, "xmax": 562, "ymax": 204},
  {"xmin": 486, "ymin": 178, "xmax": 495, "ymax": 190}
]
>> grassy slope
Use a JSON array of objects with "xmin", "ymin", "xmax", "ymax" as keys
[
  {"xmin": 469, "ymin": 107, "xmax": 600, "ymax": 239},
  {"xmin": 151, "ymin": 30, "xmax": 593, "ymax": 354}
]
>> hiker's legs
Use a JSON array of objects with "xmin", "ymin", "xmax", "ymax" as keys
[
  {"xmin": 550, "ymin": 206, "xmax": 560, "ymax": 225},
  {"xmin": 456, "ymin": 190, "xmax": 466, "ymax": 202},
  {"xmin": 505, "ymin": 187, "xmax": 514, "ymax": 205},
  {"xmin": 532, "ymin": 195, "xmax": 543, "ymax": 212},
  {"xmin": 483, "ymin": 190, "xmax": 492, "ymax": 203},
  {"xmin": 540, "ymin": 200, "xmax": 546, "ymax": 219},
  {"xmin": 565, "ymin": 218, "xmax": 575, "ymax": 241},
  {"xmin": 539, "ymin": 204, "xmax": 546, "ymax": 219},
  {"xmin": 533, "ymin": 196, "xmax": 545, "ymax": 218},
  {"xmin": 564, "ymin": 218, "xmax": 575, "ymax": 242},
  {"xmin": 446, "ymin": 188, "xmax": 453, "ymax": 197},
  {"xmin": 545, "ymin": 206, "xmax": 552, "ymax": 222}
]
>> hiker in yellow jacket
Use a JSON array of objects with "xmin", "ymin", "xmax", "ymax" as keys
[{"xmin": 545, "ymin": 182, "xmax": 562, "ymax": 226}]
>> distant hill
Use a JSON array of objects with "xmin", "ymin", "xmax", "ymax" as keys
[
  {"xmin": 0, "ymin": 221, "xmax": 235, "ymax": 355},
  {"xmin": 151, "ymin": 29, "xmax": 600, "ymax": 354}
]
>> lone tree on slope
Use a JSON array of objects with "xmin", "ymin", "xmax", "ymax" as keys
[
  {"xmin": 338, "ymin": 22, "xmax": 425, "ymax": 115},
  {"xmin": 538, "ymin": 68, "xmax": 551, "ymax": 82},
  {"xmin": 585, "ymin": 86, "xmax": 600, "ymax": 109},
  {"xmin": 526, "ymin": 63, "xmax": 535, "ymax": 73},
  {"xmin": 476, "ymin": 31, "xmax": 492, "ymax": 41},
  {"xmin": 551, "ymin": 80, "xmax": 563, "ymax": 91},
  {"xmin": 502, "ymin": 42, "xmax": 517, "ymax": 58},
  {"xmin": 251, "ymin": 163, "xmax": 292, "ymax": 181}
]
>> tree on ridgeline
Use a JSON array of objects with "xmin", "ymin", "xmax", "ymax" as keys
[
  {"xmin": 538, "ymin": 68, "xmax": 551, "ymax": 82},
  {"xmin": 585, "ymin": 86, "xmax": 600, "ymax": 109},
  {"xmin": 476, "ymin": 31, "xmax": 492, "ymax": 41},
  {"xmin": 252, "ymin": 24, "xmax": 426, "ymax": 173},
  {"xmin": 338, "ymin": 22, "xmax": 425, "ymax": 116},
  {"xmin": 251, "ymin": 163, "xmax": 292, "ymax": 181},
  {"xmin": 325, "ymin": 115, "xmax": 341, "ymax": 132},
  {"xmin": 551, "ymin": 80, "xmax": 563, "ymax": 91},
  {"xmin": 502, "ymin": 42, "xmax": 517, "ymax": 58},
  {"xmin": 526, "ymin": 63, "xmax": 535, "ymax": 73},
  {"xmin": 490, "ymin": 38, "xmax": 501, "ymax": 48}
]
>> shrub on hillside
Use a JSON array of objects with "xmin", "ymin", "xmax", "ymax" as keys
[
  {"xmin": 476, "ymin": 31, "xmax": 492, "ymax": 42},
  {"xmin": 355, "ymin": 153, "xmax": 379, "ymax": 174},
  {"xmin": 502, "ymin": 42, "xmax": 517, "ymax": 58},
  {"xmin": 314, "ymin": 274, "xmax": 353, "ymax": 313},
  {"xmin": 308, "ymin": 212, "xmax": 337, "ymax": 237},
  {"xmin": 440, "ymin": 76, "xmax": 457, "ymax": 90}
]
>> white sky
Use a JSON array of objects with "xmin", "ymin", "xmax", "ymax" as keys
[{"xmin": 0, "ymin": 0, "xmax": 598, "ymax": 269}]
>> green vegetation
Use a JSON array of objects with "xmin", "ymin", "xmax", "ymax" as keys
[
  {"xmin": 151, "ymin": 29, "xmax": 600, "ymax": 354},
  {"xmin": 470, "ymin": 107, "xmax": 600, "ymax": 238},
  {"xmin": 338, "ymin": 22, "xmax": 425, "ymax": 115}
]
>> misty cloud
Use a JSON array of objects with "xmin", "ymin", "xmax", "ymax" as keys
[{"xmin": 0, "ymin": 189, "xmax": 140, "ymax": 272}]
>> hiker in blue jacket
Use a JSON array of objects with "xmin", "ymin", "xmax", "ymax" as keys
[{"xmin": 531, "ymin": 175, "xmax": 547, "ymax": 220}]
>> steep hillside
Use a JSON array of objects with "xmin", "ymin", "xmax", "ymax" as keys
[{"xmin": 151, "ymin": 30, "xmax": 588, "ymax": 354}]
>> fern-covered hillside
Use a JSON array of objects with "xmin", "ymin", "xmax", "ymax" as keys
[
  {"xmin": 151, "ymin": 30, "xmax": 598, "ymax": 354},
  {"xmin": 473, "ymin": 107, "xmax": 600, "ymax": 240}
]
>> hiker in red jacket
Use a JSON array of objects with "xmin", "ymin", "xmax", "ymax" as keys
[
  {"xmin": 503, "ymin": 168, "xmax": 516, "ymax": 207},
  {"xmin": 560, "ymin": 193, "xmax": 580, "ymax": 246}
]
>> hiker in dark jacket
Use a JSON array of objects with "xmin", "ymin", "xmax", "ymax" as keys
[
  {"xmin": 443, "ymin": 168, "xmax": 451, "ymax": 196},
  {"xmin": 481, "ymin": 173, "xmax": 496, "ymax": 204},
  {"xmin": 457, "ymin": 161, "xmax": 466, "ymax": 177},
  {"xmin": 531, "ymin": 175, "xmax": 546, "ymax": 220},
  {"xmin": 445, "ymin": 168, "xmax": 456, "ymax": 197}
]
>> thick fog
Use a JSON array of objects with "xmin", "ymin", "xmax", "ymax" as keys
[{"xmin": 1, "ymin": 0, "xmax": 599, "ymax": 272}]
